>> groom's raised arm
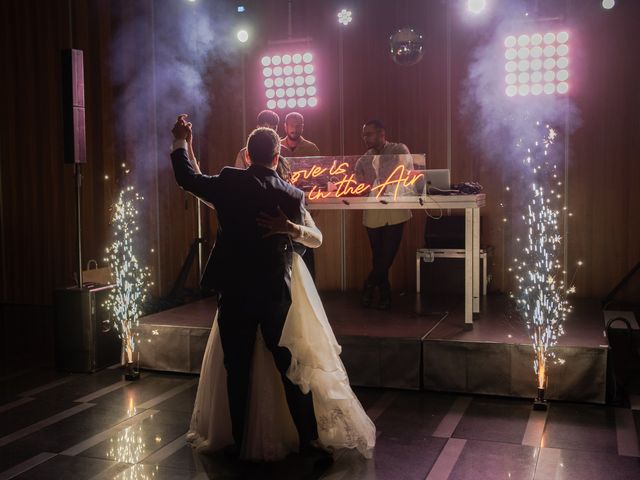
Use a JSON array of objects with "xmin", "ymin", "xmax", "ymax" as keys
[{"xmin": 170, "ymin": 140, "xmax": 219, "ymax": 206}]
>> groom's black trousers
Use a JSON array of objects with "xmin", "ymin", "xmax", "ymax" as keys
[{"xmin": 217, "ymin": 292, "xmax": 318, "ymax": 448}]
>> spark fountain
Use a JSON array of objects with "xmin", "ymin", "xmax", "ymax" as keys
[
  {"xmin": 104, "ymin": 183, "xmax": 152, "ymax": 380},
  {"xmin": 511, "ymin": 123, "xmax": 577, "ymax": 409}
]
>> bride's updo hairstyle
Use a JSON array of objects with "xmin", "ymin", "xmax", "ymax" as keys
[{"xmin": 247, "ymin": 127, "xmax": 281, "ymax": 166}]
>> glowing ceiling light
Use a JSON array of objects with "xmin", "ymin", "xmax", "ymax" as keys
[
  {"xmin": 602, "ymin": 0, "xmax": 615, "ymax": 9},
  {"xmin": 308, "ymin": 97, "xmax": 318, "ymax": 107},
  {"xmin": 236, "ymin": 29, "xmax": 249, "ymax": 43},
  {"xmin": 302, "ymin": 52, "xmax": 313, "ymax": 63},
  {"xmin": 337, "ymin": 9, "xmax": 353, "ymax": 26},
  {"xmin": 261, "ymin": 56, "xmax": 271, "ymax": 66},
  {"xmin": 467, "ymin": 0, "xmax": 487, "ymax": 14}
]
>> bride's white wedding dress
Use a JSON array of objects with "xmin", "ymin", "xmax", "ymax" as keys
[{"xmin": 187, "ymin": 253, "xmax": 376, "ymax": 461}]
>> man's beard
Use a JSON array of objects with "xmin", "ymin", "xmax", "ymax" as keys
[{"xmin": 287, "ymin": 133, "xmax": 301, "ymax": 141}]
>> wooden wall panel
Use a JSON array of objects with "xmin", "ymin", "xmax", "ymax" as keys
[{"xmin": 1, "ymin": 0, "xmax": 639, "ymax": 333}]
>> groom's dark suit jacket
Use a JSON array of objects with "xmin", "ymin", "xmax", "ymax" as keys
[{"xmin": 171, "ymin": 147, "xmax": 305, "ymax": 301}]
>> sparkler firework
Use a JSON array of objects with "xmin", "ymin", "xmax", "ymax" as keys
[
  {"xmin": 511, "ymin": 123, "xmax": 576, "ymax": 399},
  {"xmin": 104, "ymin": 185, "xmax": 151, "ymax": 374}
]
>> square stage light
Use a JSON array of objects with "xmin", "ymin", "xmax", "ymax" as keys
[
  {"xmin": 261, "ymin": 52, "xmax": 317, "ymax": 110},
  {"xmin": 504, "ymin": 31, "xmax": 569, "ymax": 97}
]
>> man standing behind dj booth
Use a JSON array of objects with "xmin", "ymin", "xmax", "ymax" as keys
[
  {"xmin": 235, "ymin": 110, "xmax": 293, "ymax": 181},
  {"xmin": 355, "ymin": 119, "xmax": 413, "ymax": 310},
  {"xmin": 280, "ymin": 112, "xmax": 321, "ymax": 279}
]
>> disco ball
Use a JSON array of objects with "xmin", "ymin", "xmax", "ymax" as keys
[{"xmin": 389, "ymin": 27, "xmax": 424, "ymax": 66}]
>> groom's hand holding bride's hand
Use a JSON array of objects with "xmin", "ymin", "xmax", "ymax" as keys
[
  {"xmin": 257, "ymin": 206, "xmax": 301, "ymax": 239},
  {"xmin": 172, "ymin": 114, "xmax": 192, "ymax": 140}
]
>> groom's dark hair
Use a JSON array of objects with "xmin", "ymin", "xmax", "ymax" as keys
[{"xmin": 247, "ymin": 127, "xmax": 281, "ymax": 165}]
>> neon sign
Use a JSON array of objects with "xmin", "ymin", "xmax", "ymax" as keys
[{"xmin": 290, "ymin": 157, "xmax": 425, "ymax": 201}]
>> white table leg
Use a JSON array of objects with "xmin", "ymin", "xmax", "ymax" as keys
[
  {"xmin": 465, "ymin": 208, "xmax": 473, "ymax": 325},
  {"xmin": 482, "ymin": 253, "xmax": 488, "ymax": 296},
  {"xmin": 416, "ymin": 254, "xmax": 421, "ymax": 293},
  {"xmin": 473, "ymin": 207, "xmax": 480, "ymax": 313}
]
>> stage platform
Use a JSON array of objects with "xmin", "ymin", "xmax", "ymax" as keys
[{"xmin": 136, "ymin": 293, "xmax": 609, "ymax": 404}]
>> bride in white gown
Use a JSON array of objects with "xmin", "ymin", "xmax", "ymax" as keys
[{"xmin": 187, "ymin": 209, "xmax": 376, "ymax": 461}]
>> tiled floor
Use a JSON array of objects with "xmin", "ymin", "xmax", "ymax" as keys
[{"xmin": 1, "ymin": 368, "xmax": 639, "ymax": 479}]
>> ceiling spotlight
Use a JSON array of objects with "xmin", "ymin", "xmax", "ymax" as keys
[
  {"xmin": 237, "ymin": 5, "xmax": 246, "ymax": 13},
  {"xmin": 504, "ymin": 31, "xmax": 570, "ymax": 97},
  {"xmin": 237, "ymin": 29, "xmax": 249, "ymax": 43},
  {"xmin": 467, "ymin": 0, "xmax": 487, "ymax": 14},
  {"xmin": 261, "ymin": 49, "xmax": 318, "ymax": 109},
  {"xmin": 337, "ymin": 9, "xmax": 353, "ymax": 26},
  {"xmin": 602, "ymin": 0, "xmax": 615, "ymax": 9}
]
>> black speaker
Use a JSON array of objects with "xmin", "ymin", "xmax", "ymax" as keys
[
  {"xmin": 54, "ymin": 286, "xmax": 121, "ymax": 372},
  {"xmin": 61, "ymin": 49, "xmax": 86, "ymax": 164}
]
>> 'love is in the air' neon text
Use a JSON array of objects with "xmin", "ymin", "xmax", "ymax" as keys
[{"xmin": 291, "ymin": 160, "xmax": 423, "ymax": 201}]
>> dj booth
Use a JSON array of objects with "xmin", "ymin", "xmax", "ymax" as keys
[
  {"xmin": 306, "ymin": 194, "xmax": 486, "ymax": 325},
  {"xmin": 290, "ymin": 153, "xmax": 485, "ymax": 325}
]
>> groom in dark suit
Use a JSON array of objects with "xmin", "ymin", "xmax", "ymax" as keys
[{"xmin": 170, "ymin": 116, "xmax": 318, "ymax": 453}]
